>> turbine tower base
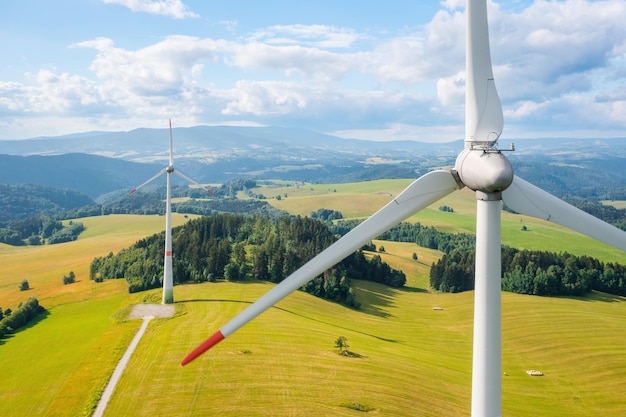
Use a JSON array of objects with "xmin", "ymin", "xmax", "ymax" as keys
[{"xmin": 162, "ymin": 288, "xmax": 174, "ymax": 305}]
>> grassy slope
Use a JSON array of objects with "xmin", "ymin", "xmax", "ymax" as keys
[
  {"xmin": 101, "ymin": 279, "xmax": 626, "ymax": 417},
  {"xmin": 0, "ymin": 214, "xmax": 195, "ymax": 417},
  {"xmin": 0, "ymin": 185, "xmax": 625, "ymax": 416}
]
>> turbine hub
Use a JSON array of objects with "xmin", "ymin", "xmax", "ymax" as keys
[
  {"xmin": 166, "ymin": 165, "xmax": 175, "ymax": 173},
  {"xmin": 455, "ymin": 148, "xmax": 514, "ymax": 193}
]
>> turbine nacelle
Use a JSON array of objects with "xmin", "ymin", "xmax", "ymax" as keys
[{"xmin": 455, "ymin": 148, "xmax": 514, "ymax": 194}]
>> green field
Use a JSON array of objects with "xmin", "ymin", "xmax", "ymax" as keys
[
  {"xmin": 264, "ymin": 179, "xmax": 626, "ymax": 262},
  {"xmin": 0, "ymin": 188, "xmax": 625, "ymax": 416}
]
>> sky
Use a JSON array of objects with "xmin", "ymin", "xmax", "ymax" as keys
[{"xmin": 1, "ymin": 0, "xmax": 625, "ymax": 142}]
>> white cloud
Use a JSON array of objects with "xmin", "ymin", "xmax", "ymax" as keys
[
  {"xmin": 2, "ymin": 1, "xmax": 626, "ymax": 141},
  {"xmin": 228, "ymin": 42, "xmax": 359, "ymax": 83},
  {"xmin": 332, "ymin": 123, "xmax": 464, "ymax": 142},
  {"xmin": 103, "ymin": 0, "xmax": 198, "ymax": 19},
  {"xmin": 249, "ymin": 24, "xmax": 364, "ymax": 49},
  {"xmin": 437, "ymin": 71, "xmax": 465, "ymax": 106},
  {"xmin": 220, "ymin": 80, "xmax": 309, "ymax": 116},
  {"xmin": 72, "ymin": 36, "xmax": 226, "ymax": 96}
]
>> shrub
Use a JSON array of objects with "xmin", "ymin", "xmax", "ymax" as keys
[{"xmin": 63, "ymin": 271, "xmax": 76, "ymax": 285}]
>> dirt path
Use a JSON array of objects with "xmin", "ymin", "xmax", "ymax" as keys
[{"xmin": 92, "ymin": 304, "xmax": 175, "ymax": 417}]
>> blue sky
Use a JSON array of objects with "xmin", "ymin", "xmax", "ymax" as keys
[{"xmin": 1, "ymin": 0, "xmax": 625, "ymax": 142}]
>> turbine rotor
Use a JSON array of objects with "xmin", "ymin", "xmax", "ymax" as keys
[{"xmin": 455, "ymin": 148, "xmax": 514, "ymax": 194}]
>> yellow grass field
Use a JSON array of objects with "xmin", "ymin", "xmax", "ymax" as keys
[
  {"xmin": 602, "ymin": 200, "xmax": 626, "ymax": 209},
  {"xmin": 0, "ymin": 188, "xmax": 625, "ymax": 416}
]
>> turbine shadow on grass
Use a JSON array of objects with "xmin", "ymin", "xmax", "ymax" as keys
[
  {"xmin": 558, "ymin": 291, "xmax": 626, "ymax": 304},
  {"xmin": 179, "ymin": 298, "xmax": 400, "ymax": 344},
  {"xmin": 398, "ymin": 286, "xmax": 429, "ymax": 293}
]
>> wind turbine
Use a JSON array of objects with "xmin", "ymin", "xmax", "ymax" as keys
[
  {"xmin": 129, "ymin": 119, "xmax": 213, "ymax": 305},
  {"xmin": 182, "ymin": 1, "xmax": 626, "ymax": 415}
]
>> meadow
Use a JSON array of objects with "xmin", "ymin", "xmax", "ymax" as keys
[
  {"xmin": 262, "ymin": 179, "xmax": 626, "ymax": 262},
  {"xmin": 0, "ymin": 185, "xmax": 625, "ymax": 416}
]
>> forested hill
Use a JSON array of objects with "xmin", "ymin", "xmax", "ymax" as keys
[
  {"xmin": 90, "ymin": 214, "xmax": 407, "ymax": 307},
  {"xmin": 0, "ymin": 153, "xmax": 162, "ymax": 198},
  {"xmin": 0, "ymin": 184, "xmax": 94, "ymax": 223}
]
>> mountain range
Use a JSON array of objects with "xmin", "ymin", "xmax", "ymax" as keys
[{"xmin": 1, "ymin": 125, "xmax": 626, "ymax": 200}]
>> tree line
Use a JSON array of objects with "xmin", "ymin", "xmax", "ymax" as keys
[
  {"xmin": 330, "ymin": 219, "xmax": 475, "ymax": 253},
  {"xmin": 0, "ymin": 215, "xmax": 85, "ymax": 246},
  {"xmin": 430, "ymin": 247, "xmax": 626, "ymax": 297},
  {"xmin": 90, "ymin": 214, "xmax": 406, "ymax": 308},
  {"xmin": 0, "ymin": 297, "xmax": 46, "ymax": 339},
  {"xmin": 330, "ymin": 217, "xmax": 626, "ymax": 297}
]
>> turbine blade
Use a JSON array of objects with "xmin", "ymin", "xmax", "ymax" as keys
[
  {"xmin": 129, "ymin": 168, "xmax": 167, "ymax": 194},
  {"xmin": 502, "ymin": 175, "xmax": 626, "ymax": 252},
  {"xmin": 181, "ymin": 170, "xmax": 461, "ymax": 365},
  {"xmin": 465, "ymin": 0, "xmax": 503, "ymax": 147},
  {"xmin": 173, "ymin": 169, "xmax": 215, "ymax": 195}
]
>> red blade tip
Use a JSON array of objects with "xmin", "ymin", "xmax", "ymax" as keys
[{"xmin": 181, "ymin": 330, "xmax": 225, "ymax": 366}]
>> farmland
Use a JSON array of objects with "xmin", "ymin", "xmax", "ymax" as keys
[{"xmin": 0, "ymin": 185, "xmax": 625, "ymax": 416}]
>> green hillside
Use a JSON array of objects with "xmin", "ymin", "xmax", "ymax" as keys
[
  {"xmin": 263, "ymin": 180, "xmax": 626, "ymax": 263},
  {"xmin": 0, "ymin": 182, "xmax": 625, "ymax": 416}
]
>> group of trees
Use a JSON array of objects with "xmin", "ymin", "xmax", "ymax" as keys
[
  {"xmin": 331, "ymin": 216, "xmax": 626, "ymax": 298},
  {"xmin": 63, "ymin": 271, "xmax": 76, "ymax": 285},
  {"xmin": 0, "ymin": 297, "xmax": 45, "ymax": 339},
  {"xmin": 0, "ymin": 215, "xmax": 85, "ymax": 245},
  {"xmin": 311, "ymin": 208, "xmax": 343, "ymax": 222},
  {"xmin": 90, "ymin": 213, "xmax": 406, "ymax": 308},
  {"xmin": 430, "ymin": 247, "xmax": 626, "ymax": 297},
  {"xmin": 47, "ymin": 221, "xmax": 85, "ymax": 244},
  {"xmin": 331, "ymin": 220, "xmax": 475, "ymax": 254}
]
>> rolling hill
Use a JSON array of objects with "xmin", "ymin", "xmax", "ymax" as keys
[{"xmin": 1, "ymin": 183, "xmax": 625, "ymax": 416}]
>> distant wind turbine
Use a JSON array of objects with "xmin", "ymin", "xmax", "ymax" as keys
[
  {"xmin": 181, "ymin": 1, "xmax": 626, "ymax": 416},
  {"xmin": 130, "ymin": 119, "xmax": 213, "ymax": 304}
]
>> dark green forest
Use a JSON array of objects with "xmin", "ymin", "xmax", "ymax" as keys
[
  {"xmin": 90, "ymin": 214, "xmax": 407, "ymax": 308},
  {"xmin": 430, "ymin": 247, "xmax": 626, "ymax": 297},
  {"xmin": 330, "ymin": 219, "xmax": 626, "ymax": 297},
  {"xmin": 0, "ymin": 184, "xmax": 93, "ymax": 224}
]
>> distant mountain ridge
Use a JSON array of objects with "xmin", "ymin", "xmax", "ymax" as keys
[
  {"xmin": 3, "ymin": 125, "xmax": 625, "ymax": 160},
  {"xmin": 2, "ymin": 125, "xmax": 626, "ymax": 200},
  {"xmin": 1, "ymin": 125, "xmax": 465, "ymax": 164}
]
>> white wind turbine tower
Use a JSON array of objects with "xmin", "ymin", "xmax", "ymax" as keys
[
  {"xmin": 182, "ymin": 1, "xmax": 626, "ymax": 415},
  {"xmin": 130, "ymin": 120, "xmax": 212, "ymax": 305}
]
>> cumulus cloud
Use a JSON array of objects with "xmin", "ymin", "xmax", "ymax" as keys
[
  {"xmin": 72, "ymin": 36, "xmax": 226, "ymax": 96},
  {"xmin": 2, "ymin": 0, "xmax": 626, "ymax": 140},
  {"xmin": 103, "ymin": 0, "xmax": 198, "ymax": 19}
]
